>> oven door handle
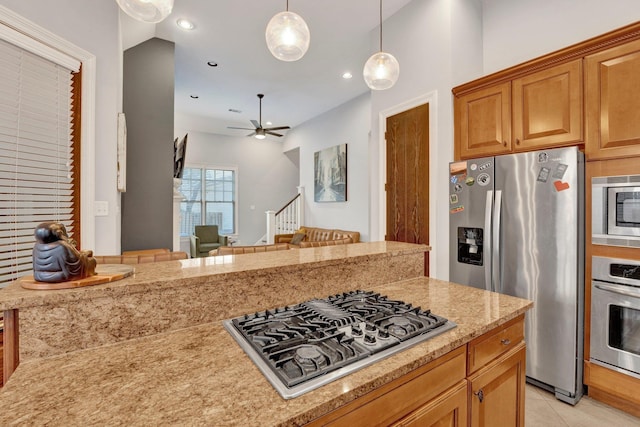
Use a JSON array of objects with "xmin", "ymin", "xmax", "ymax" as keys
[{"xmin": 595, "ymin": 283, "xmax": 640, "ymax": 299}]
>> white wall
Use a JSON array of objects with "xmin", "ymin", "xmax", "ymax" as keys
[
  {"xmin": 1, "ymin": 0, "xmax": 122, "ymax": 255},
  {"xmin": 482, "ymin": 0, "xmax": 640, "ymax": 74},
  {"xmin": 177, "ymin": 130, "xmax": 299, "ymax": 246},
  {"xmin": 283, "ymin": 93, "xmax": 371, "ymax": 241}
]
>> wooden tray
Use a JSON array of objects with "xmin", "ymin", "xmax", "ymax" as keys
[{"xmin": 19, "ymin": 265, "xmax": 134, "ymax": 290}]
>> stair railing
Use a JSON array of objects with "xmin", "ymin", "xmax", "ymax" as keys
[{"xmin": 265, "ymin": 186, "xmax": 304, "ymax": 244}]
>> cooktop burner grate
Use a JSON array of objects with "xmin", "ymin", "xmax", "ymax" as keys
[{"xmin": 223, "ymin": 290, "xmax": 456, "ymax": 399}]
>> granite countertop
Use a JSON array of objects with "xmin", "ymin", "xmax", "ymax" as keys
[
  {"xmin": 0, "ymin": 277, "xmax": 532, "ymax": 426},
  {"xmin": 0, "ymin": 241, "xmax": 428, "ymax": 311}
]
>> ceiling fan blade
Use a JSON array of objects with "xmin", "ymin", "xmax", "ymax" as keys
[
  {"xmin": 228, "ymin": 126, "xmax": 255, "ymax": 130},
  {"xmin": 265, "ymin": 131, "xmax": 283, "ymax": 137},
  {"xmin": 246, "ymin": 132, "xmax": 256, "ymax": 137},
  {"xmin": 250, "ymin": 120, "xmax": 260, "ymax": 129},
  {"xmin": 264, "ymin": 126, "xmax": 290, "ymax": 131}
]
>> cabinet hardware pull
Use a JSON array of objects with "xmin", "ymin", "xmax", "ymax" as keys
[
  {"xmin": 503, "ymin": 141, "xmax": 507, "ymax": 146},
  {"xmin": 501, "ymin": 338, "xmax": 511, "ymax": 345},
  {"xmin": 474, "ymin": 389, "xmax": 484, "ymax": 403}
]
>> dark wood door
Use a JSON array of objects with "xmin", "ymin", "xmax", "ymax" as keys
[{"xmin": 386, "ymin": 103, "xmax": 430, "ymax": 270}]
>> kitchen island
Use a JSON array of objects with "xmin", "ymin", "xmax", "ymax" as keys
[{"xmin": 0, "ymin": 242, "xmax": 532, "ymax": 425}]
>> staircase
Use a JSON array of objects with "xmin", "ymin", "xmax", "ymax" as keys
[{"xmin": 265, "ymin": 186, "xmax": 304, "ymax": 244}]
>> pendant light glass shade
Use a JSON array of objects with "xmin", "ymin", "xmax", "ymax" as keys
[
  {"xmin": 363, "ymin": 52, "xmax": 399, "ymax": 90},
  {"xmin": 265, "ymin": 11, "xmax": 310, "ymax": 62},
  {"xmin": 116, "ymin": 0, "xmax": 174, "ymax": 23},
  {"xmin": 363, "ymin": 0, "xmax": 399, "ymax": 90}
]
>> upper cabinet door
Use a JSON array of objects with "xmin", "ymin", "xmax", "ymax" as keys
[
  {"xmin": 512, "ymin": 60, "xmax": 583, "ymax": 151},
  {"xmin": 455, "ymin": 82, "xmax": 512, "ymax": 160},
  {"xmin": 586, "ymin": 39, "xmax": 640, "ymax": 160}
]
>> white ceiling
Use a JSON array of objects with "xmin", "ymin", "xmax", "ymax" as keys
[{"xmin": 121, "ymin": 0, "xmax": 414, "ymax": 138}]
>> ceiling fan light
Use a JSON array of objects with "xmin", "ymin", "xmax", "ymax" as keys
[
  {"xmin": 265, "ymin": 11, "xmax": 310, "ymax": 62},
  {"xmin": 255, "ymin": 130, "xmax": 267, "ymax": 140},
  {"xmin": 116, "ymin": 0, "xmax": 174, "ymax": 23},
  {"xmin": 363, "ymin": 51, "xmax": 400, "ymax": 90}
]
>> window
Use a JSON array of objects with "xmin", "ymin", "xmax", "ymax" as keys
[
  {"xmin": 179, "ymin": 166, "xmax": 236, "ymax": 236},
  {"xmin": 0, "ymin": 36, "xmax": 81, "ymax": 288}
]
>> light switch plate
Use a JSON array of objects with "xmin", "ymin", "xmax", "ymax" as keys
[{"xmin": 95, "ymin": 201, "xmax": 109, "ymax": 216}]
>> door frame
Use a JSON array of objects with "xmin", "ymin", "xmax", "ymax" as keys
[{"xmin": 378, "ymin": 90, "xmax": 438, "ymax": 276}]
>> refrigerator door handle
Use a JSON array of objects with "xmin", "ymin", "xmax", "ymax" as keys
[
  {"xmin": 493, "ymin": 190, "xmax": 502, "ymax": 293},
  {"xmin": 484, "ymin": 190, "xmax": 493, "ymax": 292}
]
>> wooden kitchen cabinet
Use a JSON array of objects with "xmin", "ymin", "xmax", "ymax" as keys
[
  {"xmin": 455, "ymin": 82, "xmax": 512, "ymax": 159},
  {"xmin": 391, "ymin": 380, "xmax": 468, "ymax": 427},
  {"xmin": 512, "ymin": 60, "xmax": 583, "ymax": 151},
  {"xmin": 467, "ymin": 315, "xmax": 524, "ymax": 375},
  {"xmin": 308, "ymin": 346, "xmax": 467, "ymax": 427},
  {"xmin": 454, "ymin": 60, "xmax": 583, "ymax": 160},
  {"xmin": 308, "ymin": 315, "xmax": 527, "ymax": 427},
  {"xmin": 468, "ymin": 343, "xmax": 526, "ymax": 427},
  {"xmin": 586, "ymin": 38, "xmax": 640, "ymax": 160},
  {"xmin": 0, "ymin": 323, "xmax": 3, "ymax": 387}
]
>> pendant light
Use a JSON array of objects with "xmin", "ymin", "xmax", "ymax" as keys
[
  {"xmin": 265, "ymin": 0, "xmax": 310, "ymax": 62},
  {"xmin": 363, "ymin": 0, "xmax": 400, "ymax": 90},
  {"xmin": 116, "ymin": 0, "xmax": 174, "ymax": 24}
]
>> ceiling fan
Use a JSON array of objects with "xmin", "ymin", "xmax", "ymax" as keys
[{"xmin": 227, "ymin": 94, "xmax": 290, "ymax": 139}]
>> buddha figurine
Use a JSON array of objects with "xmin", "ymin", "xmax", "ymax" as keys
[{"xmin": 32, "ymin": 222, "xmax": 97, "ymax": 283}]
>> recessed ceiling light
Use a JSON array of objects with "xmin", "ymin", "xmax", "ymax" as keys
[
  {"xmin": 176, "ymin": 18, "xmax": 195, "ymax": 30},
  {"xmin": 190, "ymin": 95, "xmax": 199, "ymax": 99},
  {"xmin": 207, "ymin": 61, "xmax": 218, "ymax": 67},
  {"xmin": 342, "ymin": 72, "xmax": 353, "ymax": 79},
  {"xmin": 265, "ymin": 121, "xmax": 273, "ymax": 126}
]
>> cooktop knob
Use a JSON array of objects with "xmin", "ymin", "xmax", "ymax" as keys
[
  {"xmin": 365, "ymin": 323, "xmax": 377, "ymax": 332},
  {"xmin": 378, "ymin": 329, "xmax": 390, "ymax": 339},
  {"xmin": 364, "ymin": 334, "xmax": 377, "ymax": 345},
  {"xmin": 351, "ymin": 325, "xmax": 363, "ymax": 336}
]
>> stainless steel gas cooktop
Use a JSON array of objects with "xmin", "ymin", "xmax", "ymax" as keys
[{"xmin": 223, "ymin": 290, "xmax": 456, "ymax": 399}]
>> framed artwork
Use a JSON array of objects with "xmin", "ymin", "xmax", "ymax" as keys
[
  {"xmin": 314, "ymin": 143, "xmax": 347, "ymax": 202},
  {"xmin": 117, "ymin": 112, "xmax": 127, "ymax": 192}
]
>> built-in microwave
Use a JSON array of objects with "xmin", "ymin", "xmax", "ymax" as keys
[{"xmin": 592, "ymin": 175, "xmax": 640, "ymax": 248}]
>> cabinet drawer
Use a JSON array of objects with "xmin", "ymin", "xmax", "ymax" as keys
[
  {"xmin": 310, "ymin": 346, "xmax": 466, "ymax": 427},
  {"xmin": 391, "ymin": 380, "xmax": 468, "ymax": 427},
  {"xmin": 467, "ymin": 315, "xmax": 524, "ymax": 375}
]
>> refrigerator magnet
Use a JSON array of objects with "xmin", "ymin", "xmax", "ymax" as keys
[
  {"xmin": 477, "ymin": 173, "xmax": 490, "ymax": 186},
  {"xmin": 554, "ymin": 180, "xmax": 570, "ymax": 192},
  {"xmin": 552, "ymin": 164, "xmax": 568, "ymax": 179},
  {"xmin": 450, "ymin": 194, "xmax": 459, "ymax": 204},
  {"xmin": 465, "ymin": 176, "xmax": 475, "ymax": 186},
  {"xmin": 537, "ymin": 167, "xmax": 550, "ymax": 183},
  {"xmin": 450, "ymin": 206, "xmax": 464, "ymax": 214}
]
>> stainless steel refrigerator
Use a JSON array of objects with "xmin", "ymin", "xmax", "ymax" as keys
[{"xmin": 449, "ymin": 146, "xmax": 584, "ymax": 404}]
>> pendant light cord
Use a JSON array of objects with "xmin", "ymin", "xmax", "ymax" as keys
[{"xmin": 379, "ymin": 0, "xmax": 383, "ymax": 51}]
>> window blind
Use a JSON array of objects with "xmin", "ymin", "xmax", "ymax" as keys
[{"xmin": 0, "ymin": 37, "xmax": 76, "ymax": 287}]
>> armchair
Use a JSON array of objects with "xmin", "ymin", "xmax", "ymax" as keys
[{"xmin": 189, "ymin": 225, "xmax": 228, "ymax": 258}]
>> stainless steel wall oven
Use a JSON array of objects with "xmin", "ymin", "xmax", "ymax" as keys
[{"xmin": 590, "ymin": 256, "xmax": 640, "ymax": 378}]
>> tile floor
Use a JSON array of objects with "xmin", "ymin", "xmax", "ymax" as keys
[{"xmin": 525, "ymin": 384, "xmax": 640, "ymax": 426}]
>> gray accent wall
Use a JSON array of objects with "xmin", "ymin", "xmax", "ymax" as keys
[{"xmin": 122, "ymin": 38, "xmax": 175, "ymax": 251}]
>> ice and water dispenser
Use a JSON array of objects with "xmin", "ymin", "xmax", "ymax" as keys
[{"xmin": 457, "ymin": 227, "xmax": 483, "ymax": 266}]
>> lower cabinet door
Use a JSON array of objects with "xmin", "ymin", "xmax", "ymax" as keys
[
  {"xmin": 468, "ymin": 343, "xmax": 526, "ymax": 427},
  {"xmin": 392, "ymin": 380, "xmax": 468, "ymax": 427}
]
